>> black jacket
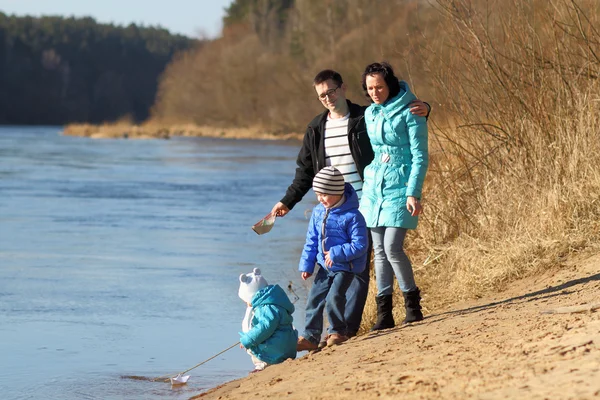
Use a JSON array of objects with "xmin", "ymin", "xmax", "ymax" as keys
[{"xmin": 280, "ymin": 100, "xmax": 375, "ymax": 210}]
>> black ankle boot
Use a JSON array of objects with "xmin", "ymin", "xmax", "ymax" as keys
[
  {"xmin": 371, "ymin": 295, "xmax": 395, "ymax": 331},
  {"xmin": 403, "ymin": 288, "xmax": 424, "ymax": 324}
]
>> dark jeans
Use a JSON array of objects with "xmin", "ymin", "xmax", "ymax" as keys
[
  {"xmin": 344, "ymin": 231, "xmax": 373, "ymax": 336},
  {"xmin": 302, "ymin": 266, "xmax": 355, "ymax": 344}
]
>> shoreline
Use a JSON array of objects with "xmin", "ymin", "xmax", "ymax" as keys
[
  {"xmin": 62, "ymin": 122, "xmax": 303, "ymax": 141},
  {"xmin": 189, "ymin": 253, "xmax": 600, "ymax": 400}
]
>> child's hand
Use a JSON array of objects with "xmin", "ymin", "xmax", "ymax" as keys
[
  {"xmin": 240, "ymin": 344, "xmax": 245, "ymax": 349},
  {"xmin": 324, "ymin": 251, "xmax": 333, "ymax": 267},
  {"xmin": 301, "ymin": 272, "xmax": 312, "ymax": 280}
]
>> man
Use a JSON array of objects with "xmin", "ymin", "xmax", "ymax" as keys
[{"xmin": 271, "ymin": 69, "xmax": 429, "ymax": 343}]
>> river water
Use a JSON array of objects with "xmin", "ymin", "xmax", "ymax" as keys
[{"xmin": 0, "ymin": 126, "xmax": 314, "ymax": 399}]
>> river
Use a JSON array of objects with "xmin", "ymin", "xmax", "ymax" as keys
[{"xmin": 0, "ymin": 126, "xmax": 313, "ymax": 399}]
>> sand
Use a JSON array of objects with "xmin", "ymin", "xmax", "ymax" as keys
[
  {"xmin": 62, "ymin": 123, "xmax": 303, "ymax": 141},
  {"xmin": 190, "ymin": 253, "xmax": 600, "ymax": 400}
]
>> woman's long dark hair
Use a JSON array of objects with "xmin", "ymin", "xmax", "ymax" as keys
[{"xmin": 361, "ymin": 62, "xmax": 401, "ymax": 102}]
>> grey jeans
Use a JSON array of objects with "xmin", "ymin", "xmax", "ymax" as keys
[{"xmin": 371, "ymin": 227, "xmax": 417, "ymax": 295}]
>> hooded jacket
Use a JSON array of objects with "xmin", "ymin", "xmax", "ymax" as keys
[
  {"xmin": 299, "ymin": 183, "xmax": 369, "ymax": 274},
  {"xmin": 359, "ymin": 81, "xmax": 429, "ymax": 229},
  {"xmin": 280, "ymin": 100, "xmax": 375, "ymax": 211},
  {"xmin": 239, "ymin": 284, "xmax": 298, "ymax": 364}
]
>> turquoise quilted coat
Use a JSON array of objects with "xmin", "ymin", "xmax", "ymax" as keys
[
  {"xmin": 239, "ymin": 284, "xmax": 298, "ymax": 364},
  {"xmin": 359, "ymin": 81, "xmax": 428, "ymax": 229}
]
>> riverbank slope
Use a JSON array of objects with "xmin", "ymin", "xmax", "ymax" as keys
[{"xmin": 192, "ymin": 253, "xmax": 600, "ymax": 400}]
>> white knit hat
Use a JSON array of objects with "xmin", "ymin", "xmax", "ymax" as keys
[
  {"xmin": 313, "ymin": 166, "xmax": 345, "ymax": 195},
  {"xmin": 238, "ymin": 268, "xmax": 269, "ymax": 303}
]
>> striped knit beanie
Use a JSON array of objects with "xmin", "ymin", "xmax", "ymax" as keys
[{"xmin": 313, "ymin": 166, "xmax": 345, "ymax": 195}]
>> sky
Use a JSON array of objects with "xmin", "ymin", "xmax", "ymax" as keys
[{"xmin": 0, "ymin": 0, "xmax": 235, "ymax": 38}]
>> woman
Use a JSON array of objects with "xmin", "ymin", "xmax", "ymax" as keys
[{"xmin": 359, "ymin": 62, "xmax": 428, "ymax": 330}]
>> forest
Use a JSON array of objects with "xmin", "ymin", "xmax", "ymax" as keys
[
  {"xmin": 0, "ymin": 12, "xmax": 194, "ymax": 124},
  {"xmin": 154, "ymin": 0, "xmax": 438, "ymax": 131}
]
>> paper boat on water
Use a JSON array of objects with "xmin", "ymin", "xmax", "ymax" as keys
[
  {"xmin": 170, "ymin": 374, "xmax": 190, "ymax": 385},
  {"xmin": 252, "ymin": 213, "xmax": 276, "ymax": 235}
]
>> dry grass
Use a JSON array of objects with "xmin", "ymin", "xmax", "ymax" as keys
[{"xmin": 359, "ymin": 0, "xmax": 600, "ymax": 332}]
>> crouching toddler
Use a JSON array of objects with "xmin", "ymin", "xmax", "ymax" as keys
[{"xmin": 238, "ymin": 268, "xmax": 298, "ymax": 372}]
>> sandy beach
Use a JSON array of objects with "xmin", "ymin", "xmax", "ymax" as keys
[{"xmin": 191, "ymin": 253, "xmax": 600, "ymax": 400}]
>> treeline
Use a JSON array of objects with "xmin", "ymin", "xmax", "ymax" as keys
[
  {"xmin": 152, "ymin": 0, "xmax": 439, "ymax": 132},
  {"xmin": 0, "ymin": 13, "xmax": 195, "ymax": 125}
]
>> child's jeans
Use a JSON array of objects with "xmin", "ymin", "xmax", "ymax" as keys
[
  {"xmin": 344, "ymin": 230, "xmax": 373, "ymax": 336},
  {"xmin": 302, "ymin": 266, "xmax": 354, "ymax": 344}
]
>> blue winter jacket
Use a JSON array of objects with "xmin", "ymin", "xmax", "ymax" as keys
[
  {"xmin": 299, "ymin": 183, "xmax": 369, "ymax": 274},
  {"xmin": 360, "ymin": 81, "xmax": 429, "ymax": 229},
  {"xmin": 239, "ymin": 284, "xmax": 298, "ymax": 364}
]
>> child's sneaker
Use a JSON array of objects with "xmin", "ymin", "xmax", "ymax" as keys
[
  {"xmin": 296, "ymin": 336, "xmax": 318, "ymax": 351},
  {"xmin": 326, "ymin": 333, "xmax": 348, "ymax": 347}
]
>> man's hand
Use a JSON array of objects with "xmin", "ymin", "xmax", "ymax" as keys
[
  {"xmin": 406, "ymin": 196, "xmax": 423, "ymax": 216},
  {"xmin": 301, "ymin": 272, "xmax": 312, "ymax": 280},
  {"xmin": 409, "ymin": 100, "xmax": 431, "ymax": 117},
  {"xmin": 271, "ymin": 202, "xmax": 290, "ymax": 217}
]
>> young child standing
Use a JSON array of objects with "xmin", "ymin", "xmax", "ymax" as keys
[
  {"xmin": 238, "ymin": 268, "xmax": 298, "ymax": 372},
  {"xmin": 297, "ymin": 166, "xmax": 369, "ymax": 351}
]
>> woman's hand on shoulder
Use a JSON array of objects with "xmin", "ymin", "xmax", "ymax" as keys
[{"xmin": 406, "ymin": 196, "xmax": 423, "ymax": 216}]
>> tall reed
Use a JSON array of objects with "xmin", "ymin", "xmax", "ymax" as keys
[{"xmin": 406, "ymin": 0, "xmax": 600, "ymax": 309}]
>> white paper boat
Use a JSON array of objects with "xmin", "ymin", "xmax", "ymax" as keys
[
  {"xmin": 170, "ymin": 374, "xmax": 190, "ymax": 385},
  {"xmin": 252, "ymin": 213, "xmax": 276, "ymax": 235}
]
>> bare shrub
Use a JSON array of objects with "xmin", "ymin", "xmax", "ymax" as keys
[
  {"xmin": 151, "ymin": 0, "xmax": 437, "ymax": 132},
  {"xmin": 406, "ymin": 0, "xmax": 600, "ymax": 309}
]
